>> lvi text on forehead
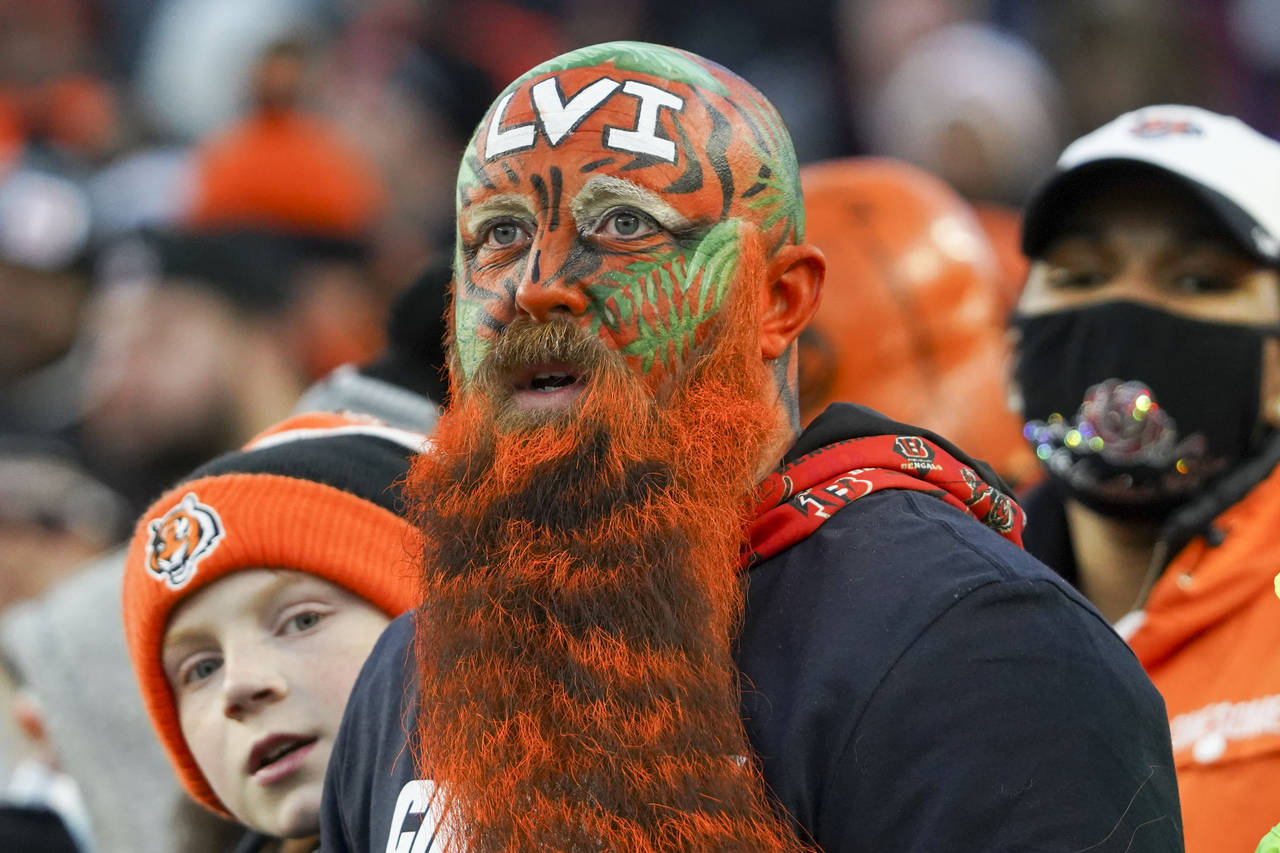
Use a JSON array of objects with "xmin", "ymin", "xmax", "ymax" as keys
[{"xmin": 484, "ymin": 75, "xmax": 686, "ymax": 165}]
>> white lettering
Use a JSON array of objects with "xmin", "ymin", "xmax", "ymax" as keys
[
  {"xmin": 605, "ymin": 80, "xmax": 684, "ymax": 163},
  {"xmin": 795, "ymin": 491, "xmax": 831, "ymax": 519},
  {"xmin": 1169, "ymin": 694, "xmax": 1280, "ymax": 756},
  {"xmin": 385, "ymin": 779, "xmax": 454, "ymax": 853},
  {"xmin": 532, "ymin": 77, "xmax": 621, "ymax": 145},
  {"xmin": 482, "ymin": 76, "xmax": 688, "ymax": 164},
  {"xmin": 484, "ymin": 92, "xmax": 536, "ymax": 159}
]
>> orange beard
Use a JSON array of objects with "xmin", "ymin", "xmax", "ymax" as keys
[{"xmin": 406, "ymin": 244, "xmax": 810, "ymax": 852}]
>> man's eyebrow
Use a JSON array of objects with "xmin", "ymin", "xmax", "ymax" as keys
[
  {"xmin": 570, "ymin": 175, "xmax": 694, "ymax": 232},
  {"xmin": 1171, "ymin": 221, "xmax": 1239, "ymax": 250},
  {"xmin": 459, "ymin": 194, "xmax": 536, "ymax": 234},
  {"xmin": 1044, "ymin": 219, "xmax": 1240, "ymax": 255}
]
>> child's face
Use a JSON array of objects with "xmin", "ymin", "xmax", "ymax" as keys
[{"xmin": 161, "ymin": 569, "xmax": 390, "ymax": 838}]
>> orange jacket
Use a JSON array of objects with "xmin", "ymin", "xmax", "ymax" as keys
[{"xmin": 1123, "ymin": 457, "xmax": 1280, "ymax": 853}]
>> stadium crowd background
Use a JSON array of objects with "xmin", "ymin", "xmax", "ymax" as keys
[{"xmin": 2, "ymin": 0, "xmax": 1280, "ymax": 849}]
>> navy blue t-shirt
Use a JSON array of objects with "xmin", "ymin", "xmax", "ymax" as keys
[{"xmin": 320, "ymin": 481, "xmax": 1181, "ymax": 852}]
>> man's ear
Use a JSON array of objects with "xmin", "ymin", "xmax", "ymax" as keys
[{"xmin": 760, "ymin": 243, "xmax": 825, "ymax": 360}]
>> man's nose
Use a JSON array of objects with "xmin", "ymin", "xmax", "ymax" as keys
[
  {"xmin": 513, "ymin": 247, "xmax": 589, "ymax": 322},
  {"xmin": 1089, "ymin": 265, "xmax": 1168, "ymax": 311}
]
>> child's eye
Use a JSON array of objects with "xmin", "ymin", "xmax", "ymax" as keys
[
  {"xmin": 283, "ymin": 610, "xmax": 324, "ymax": 634},
  {"xmin": 181, "ymin": 656, "xmax": 222, "ymax": 686}
]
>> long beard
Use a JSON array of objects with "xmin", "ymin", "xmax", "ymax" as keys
[{"xmin": 406, "ymin": 245, "xmax": 810, "ymax": 852}]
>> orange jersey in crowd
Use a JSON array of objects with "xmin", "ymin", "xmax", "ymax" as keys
[{"xmin": 1124, "ymin": 459, "xmax": 1280, "ymax": 853}]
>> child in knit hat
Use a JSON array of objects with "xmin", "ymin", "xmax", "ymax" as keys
[{"xmin": 122, "ymin": 411, "xmax": 427, "ymax": 852}]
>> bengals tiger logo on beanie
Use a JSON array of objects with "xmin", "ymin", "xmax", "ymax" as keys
[
  {"xmin": 122, "ymin": 410, "xmax": 430, "ymax": 816},
  {"xmin": 145, "ymin": 493, "xmax": 224, "ymax": 588}
]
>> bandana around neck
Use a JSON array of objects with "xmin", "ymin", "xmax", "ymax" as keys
[{"xmin": 745, "ymin": 433, "xmax": 1026, "ymax": 567}]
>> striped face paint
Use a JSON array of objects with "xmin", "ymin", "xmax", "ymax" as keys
[{"xmin": 452, "ymin": 41, "xmax": 805, "ymax": 390}]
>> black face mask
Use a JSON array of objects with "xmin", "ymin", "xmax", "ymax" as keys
[{"xmin": 1013, "ymin": 300, "xmax": 1279, "ymax": 520}]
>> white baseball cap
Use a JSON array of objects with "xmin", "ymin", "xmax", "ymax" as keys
[{"xmin": 1021, "ymin": 104, "xmax": 1280, "ymax": 265}]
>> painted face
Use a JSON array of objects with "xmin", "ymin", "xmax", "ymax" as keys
[
  {"xmin": 452, "ymin": 41, "xmax": 805, "ymax": 403},
  {"xmin": 162, "ymin": 569, "xmax": 390, "ymax": 839}
]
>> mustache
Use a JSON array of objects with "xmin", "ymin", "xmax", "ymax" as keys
[
  {"xmin": 467, "ymin": 317, "xmax": 640, "ymax": 431},
  {"xmin": 471, "ymin": 318, "xmax": 614, "ymax": 390}
]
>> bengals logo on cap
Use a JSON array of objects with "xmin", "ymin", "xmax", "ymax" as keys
[
  {"xmin": 146, "ymin": 493, "xmax": 224, "ymax": 589},
  {"xmin": 1129, "ymin": 117, "xmax": 1203, "ymax": 138}
]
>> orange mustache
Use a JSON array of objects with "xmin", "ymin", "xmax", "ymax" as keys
[{"xmin": 408, "ymin": 239, "xmax": 812, "ymax": 852}]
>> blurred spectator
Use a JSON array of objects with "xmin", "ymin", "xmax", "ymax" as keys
[
  {"xmin": 183, "ymin": 37, "xmax": 389, "ymax": 377},
  {"xmin": 1025, "ymin": 0, "xmax": 1228, "ymax": 140},
  {"xmin": 431, "ymin": 0, "xmax": 567, "ymax": 97},
  {"xmin": 320, "ymin": 6, "xmax": 494, "ymax": 297},
  {"xmin": 0, "ymin": 0, "xmax": 125, "ymax": 166},
  {"xmin": 971, "ymin": 200, "xmax": 1029, "ymax": 315},
  {"xmin": 863, "ymin": 21, "xmax": 1066, "ymax": 205},
  {"xmin": 837, "ymin": 0, "xmax": 984, "ymax": 108},
  {"xmin": 292, "ymin": 252, "xmax": 452, "ymax": 429},
  {"xmin": 87, "ymin": 143, "xmax": 194, "ymax": 242},
  {"xmin": 0, "ymin": 436, "xmax": 129, "ymax": 610},
  {"xmin": 0, "ymin": 247, "xmax": 451, "ymax": 853},
  {"xmin": 0, "ymin": 97, "xmax": 19, "ymax": 175},
  {"xmin": 132, "ymin": 0, "xmax": 322, "ymax": 144},
  {"xmin": 186, "ymin": 38, "xmax": 382, "ymax": 239},
  {"xmin": 798, "ymin": 156, "xmax": 1038, "ymax": 487},
  {"xmin": 0, "ymin": 165, "xmax": 95, "ymax": 440},
  {"xmin": 0, "ymin": 546, "xmax": 245, "ymax": 853},
  {"xmin": 645, "ymin": 0, "xmax": 852, "ymax": 161},
  {"xmin": 1012, "ymin": 104, "xmax": 1280, "ymax": 853},
  {"xmin": 78, "ymin": 228, "xmax": 309, "ymax": 511}
]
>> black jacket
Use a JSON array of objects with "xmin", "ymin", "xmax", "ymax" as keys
[{"xmin": 320, "ymin": 404, "xmax": 1182, "ymax": 851}]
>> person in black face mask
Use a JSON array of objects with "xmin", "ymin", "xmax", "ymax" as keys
[{"xmin": 1010, "ymin": 104, "xmax": 1280, "ymax": 853}]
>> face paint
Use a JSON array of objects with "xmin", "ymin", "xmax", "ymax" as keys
[{"xmin": 451, "ymin": 41, "xmax": 805, "ymax": 391}]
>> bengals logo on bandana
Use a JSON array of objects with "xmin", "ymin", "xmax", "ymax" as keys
[{"xmin": 145, "ymin": 493, "xmax": 224, "ymax": 589}]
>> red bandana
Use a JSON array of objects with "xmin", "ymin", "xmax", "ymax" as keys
[{"xmin": 745, "ymin": 434, "xmax": 1026, "ymax": 567}]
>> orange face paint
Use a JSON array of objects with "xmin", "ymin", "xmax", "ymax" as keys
[{"xmin": 451, "ymin": 42, "xmax": 805, "ymax": 393}]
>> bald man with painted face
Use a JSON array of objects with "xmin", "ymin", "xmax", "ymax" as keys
[{"xmin": 320, "ymin": 42, "xmax": 1181, "ymax": 853}]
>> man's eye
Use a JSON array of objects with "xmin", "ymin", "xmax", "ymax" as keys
[
  {"xmin": 182, "ymin": 657, "xmax": 221, "ymax": 686},
  {"xmin": 598, "ymin": 208, "xmax": 659, "ymax": 239},
  {"xmin": 483, "ymin": 222, "xmax": 529, "ymax": 248},
  {"xmin": 1045, "ymin": 267, "xmax": 1108, "ymax": 289},
  {"xmin": 1171, "ymin": 273, "xmax": 1233, "ymax": 295}
]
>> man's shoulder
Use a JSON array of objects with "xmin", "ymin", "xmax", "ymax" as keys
[
  {"xmin": 739, "ymin": 487, "xmax": 1125, "ymax": 735},
  {"xmin": 762, "ymin": 486, "xmax": 1080, "ymax": 604},
  {"xmin": 739, "ymin": 488, "xmax": 1179, "ymax": 852}
]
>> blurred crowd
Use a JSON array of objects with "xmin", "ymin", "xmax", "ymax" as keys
[{"xmin": 3, "ymin": 0, "xmax": 1280, "ymax": 850}]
